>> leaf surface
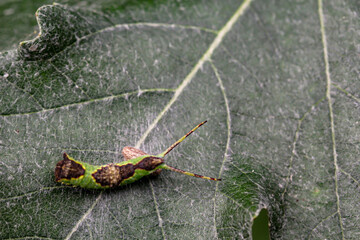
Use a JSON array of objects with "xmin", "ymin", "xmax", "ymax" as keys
[{"xmin": 0, "ymin": 0, "xmax": 359, "ymax": 239}]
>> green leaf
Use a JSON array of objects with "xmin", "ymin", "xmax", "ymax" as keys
[{"xmin": 1, "ymin": 0, "xmax": 359, "ymax": 239}]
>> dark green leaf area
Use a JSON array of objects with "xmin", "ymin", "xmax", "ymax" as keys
[
  {"xmin": 1, "ymin": 188, "xmax": 101, "ymax": 239},
  {"xmin": 18, "ymin": 4, "xmax": 112, "ymax": 60},
  {"xmin": 252, "ymin": 208, "xmax": 270, "ymax": 240},
  {"xmin": 219, "ymin": 155, "xmax": 283, "ymax": 239}
]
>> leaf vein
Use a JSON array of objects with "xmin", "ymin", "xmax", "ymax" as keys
[
  {"xmin": 210, "ymin": 61, "xmax": 232, "ymax": 239},
  {"xmin": 149, "ymin": 181, "xmax": 166, "ymax": 240},
  {"xmin": 318, "ymin": 0, "xmax": 344, "ymax": 238},
  {"xmin": 339, "ymin": 169, "xmax": 360, "ymax": 189},
  {"xmin": 45, "ymin": 22, "xmax": 218, "ymax": 61},
  {"xmin": 306, "ymin": 211, "xmax": 338, "ymax": 240},
  {"xmin": 1, "ymin": 88, "xmax": 175, "ymax": 117},
  {"xmin": 332, "ymin": 83, "xmax": 360, "ymax": 104},
  {"xmin": 64, "ymin": 192, "xmax": 103, "ymax": 240},
  {"xmin": 0, "ymin": 186, "xmax": 66, "ymax": 202},
  {"xmin": 281, "ymin": 97, "xmax": 325, "ymax": 200},
  {"xmin": 50, "ymin": 62, "xmax": 91, "ymax": 99},
  {"xmin": 1, "ymin": 74, "xmax": 45, "ymax": 111}
]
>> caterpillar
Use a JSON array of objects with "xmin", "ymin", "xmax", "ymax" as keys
[{"xmin": 55, "ymin": 121, "xmax": 221, "ymax": 189}]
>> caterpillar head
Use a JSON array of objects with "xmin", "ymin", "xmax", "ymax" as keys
[{"xmin": 55, "ymin": 153, "xmax": 85, "ymax": 182}]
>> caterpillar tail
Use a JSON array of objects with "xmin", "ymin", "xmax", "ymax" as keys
[
  {"xmin": 158, "ymin": 120, "xmax": 207, "ymax": 158},
  {"xmin": 161, "ymin": 164, "xmax": 221, "ymax": 181}
]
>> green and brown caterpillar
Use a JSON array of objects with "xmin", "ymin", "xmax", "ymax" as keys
[{"xmin": 55, "ymin": 121, "xmax": 221, "ymax": 189}]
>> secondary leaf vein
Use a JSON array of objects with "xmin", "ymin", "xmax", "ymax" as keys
[
  {"xmin": 0, "ymin": 186, "xmax": 67, "ymax": 202},
  {"xmin": 332, "ymin": 83, "xmax": 360, "ymax": 104},
  {"xmin": 64, "ymin": 192, "xmax": 103, "ymax": 240},
  {"xmin": 51, "ymin": 62, "xmax": 91, "ymax": 99},
  {"xmin": 210, "ymin": 61, "xmax": 232, "ymax": 238},
  {"xmin": 1, "ymin": 74, "xmax": 45, "ymax": 110},
  {"xmin": 149, "ymin": 181, "xmax": 166, "ymax": 240},
  {"xmin": 281, "ymin": 97, "xmax": 325, "ymax": 200},
  {"xmin": 339, "ymin": 169, "xmax": 360, "ymax": 189},
  {"xmin": 1, "ymin": 88, "xmax": 175, "ymax": 117}
]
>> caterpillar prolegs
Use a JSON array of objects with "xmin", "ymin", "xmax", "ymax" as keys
[{"xmin": 55, "ymin": 121, "xmax": 221, "ymax": 189}]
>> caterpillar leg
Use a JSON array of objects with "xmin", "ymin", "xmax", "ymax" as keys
[
  {"xmin": 162, "ymin": 164, "xmax": 221, "ymax": 181},
  {"xmin": 158, "ymin": 120, "xmax": 207, "ymax": 158}
]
